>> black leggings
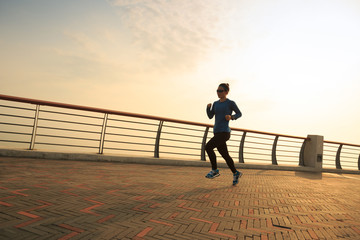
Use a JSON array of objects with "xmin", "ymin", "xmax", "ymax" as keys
[{"xmin": 205, "ymin": 132, "xmax": 237, "ymax": 173}]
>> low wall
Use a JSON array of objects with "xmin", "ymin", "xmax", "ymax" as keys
[{"xmin": 1, "ymin": 148, "xmax": 359, "ymax": 174}]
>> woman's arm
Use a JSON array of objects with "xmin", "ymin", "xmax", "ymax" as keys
[
  {"xmin": 231, "ymin": 101, "xmax": 242, "ymax": 120},
  {"xmin": 207, "ymin": 103, "xmax": 215, "ymax": 119}
]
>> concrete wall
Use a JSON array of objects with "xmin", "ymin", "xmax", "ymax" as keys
[{"xmin": 1, "ymin": 148, "xmax": 359, "ymax": 174}]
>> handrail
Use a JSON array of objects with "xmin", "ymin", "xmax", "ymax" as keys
[
  {"xmin": 324, "ymin": 140, "xmax": 360, "ymax": 148},
  {"xmin": 0, "ymin": 94, "xmax": 305, "ymax": 139}
]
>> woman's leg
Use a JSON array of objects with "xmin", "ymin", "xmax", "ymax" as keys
[
  {"xmin": 216, "ymin": 133, "xmax": 237, "ymax": 173},
  {"xmin": 205, "ymin": 136, "xmax": 218, "ymax": 170}
]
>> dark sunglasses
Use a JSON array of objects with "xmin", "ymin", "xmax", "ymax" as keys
[{"xmin": 217, "ymin": 90, "xmax": 225, "ymax": 93}]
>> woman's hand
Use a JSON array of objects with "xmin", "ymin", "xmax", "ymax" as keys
[
  {"xmin": 225, "ymin": 115, "xmax": 232, "ymax": 121},
  {"xmin": 207, "ymin": 103, "xmax": 212, "ymax": 108}
]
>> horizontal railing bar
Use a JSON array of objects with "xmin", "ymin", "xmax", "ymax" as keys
[
  {"xmin": 0, "ymin": 130, "xmax": 32, "ymax": 136},
  {"xmin": 160, "ymin": 138, "xmax": 200, "ymax": 145},
  {"xmin": 38, "ymin": 117, "xmax": 103, "ymax": 127},
  {"xmin": 36, "ymin": 134, "xmax": 99, "ymax": 142},
  {"xmin": 277, "ymin": 149, "xmax": 301, "ymax": 153},
  {"xmin": 342, "ymin": 147, "xmax": 360, "ymax": 151},
  {"xmin": 339, "ymin": 156, "xmax": 358, "ymax": 159},
  {"xmin": 323, "ymin": 150, "xmax": 337, "ymax": 153},
  {"xmin": 243, "ymin": 152, "xmax": 269, "ymax": 157},
  {"xmin": 156, "ymin": 151, "xmax": 199, "ymax": 157},
  {"xmin": 277, "ymin": 154, "xmax": 298, "ymax": 158},
  {"xmin": 222, "ymin": 138, "xmax": 240, "ymax": 143},
  {"xmin": 0, "ymin": 122, "xmax": 33, "ymax": 128},
  {"xmin": 162, "ymin": 124, "xmax": 205, "ymax": 132},
  {"xmin": 246, "ymin": 135, "xmax": 275, "ymax": 141},
  {"xmin": 106, "ymin": 125, "xmax": 157, "ymax": 134},
  {"xmin": 245, "ymin": 146, "xmax": 272, "ymax": 151},
  {"xmin": 0, "ymin": 94, "xmax": 307, "ymax": 140},
  {"xmin": 107, "ymin": 117, "xmax": 159, "ymax": 127},
  {"xmin": 245, "ymin": 141, "xmax": 273, "ymax": 146},
  {"xmin": 0, "ymin": 104, "xmax": 35, "ymax": 111},
  {"xmin": 105, "ymin": 132, "xmax": 155, "ymax": 140},
  {"xmin": 277, "ymin": 144, "xmax": 302, "ymax": 148},
  {"xmin": 102, "ymin": 147, "xmax": 153, "ymax": 153},
  {"xmin": 244, "ymin": 151, "xmax": 270, "ymax": 155},
  {"xmin": 36, "ymin": 142, "xmax": 98, "ymax": 149},
  {"xmin": 0, "ymin": 113, "xmax": 35, "ymax": 120},
  {"xmin": 160, "ymin": 144, "xmax": 199, "ymax": 151},
  {"xmin": 277, "ymin": 149, "xmax": 300, "ymax": 154},
  {"xmin": 225, "ymin": 142, "xmax": 242, "ymax": 147},
  {"xmin": 231, "ymin": 133, "xmax": 244, "ymax": 137},
  {"xmin": 341, "ymin": 160, "xmax": 358, "ymax": 163},
  {"xmin": 243, "ymin": 157, "xmax": 270, "ymax": 161},
  {"xmin": 341, "ymin": 151, "xmax": 359, "ymax": 155},
  {"xmin": 37, "ymin": 126, "xmax": 100, "ymax": 134},
  {"xmin": 40, "ymin": 109, "xmax": 104, "ymax": 120},
  {"xmin": 242, "ymin": 159, "xmax": 271, "ymax": 162},
  {"xmin": 0, "ymin": 139, "xmax": 29, "ymax": 144},
  {"xmin": 227, "ymin": 144, "xmax": 239, "ymax": 148},
  {"xmin": 104, "ymin": 140, "xmax": 154, "ymax": 147},
  {"xmin": 324, "ymin": 144, "xmax": 340, "ymax": 148},
  {"xmin": 323, "ymin": 152, "xmax": 359, "ymax": 158},
  {"xmin": 324, "ymin": 140, "xmax": 360, "ymax": 148},
  {"xmin": 162, "ymin": 131, "xmax": 201, "ymax": 138},
  {"xmin": 278, "ymin": 139, "xmax": 304, "ymax": 144}
]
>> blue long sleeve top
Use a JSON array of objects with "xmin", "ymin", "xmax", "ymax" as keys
[{"xmin": 207, "ymin": 99, "xmax": 242, "ymax": 133}]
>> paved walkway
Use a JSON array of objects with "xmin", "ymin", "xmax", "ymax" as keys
[{"xmin": 1, "ymin": 157, "xmax": 360, "ymax": 240}]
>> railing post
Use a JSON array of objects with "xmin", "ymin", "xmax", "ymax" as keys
[
  {"xmin": 239, "ymin": 132, "xmax": 246, "ymax": 163},
  {"xmin": 358, "ymin": 154, "xmax": 360, "ymax": 171},
  {"xmin": 154, "ymin": 121, "xmax": 164, "ymax": 158},
  {"xmin": 299, "ymin": 139, "xmax": 306, "ymax": 166},
  {"xmin": 272, "ymin": 135, "xmax": 279, "ymax": 165},
  {"xmin": 335, "ymin": 144, "xmax": 343, "ymax": 169},
  {"xmin": 201, "ymin": 127, "xmax": 210, "ymax": 161},
  {"xmin": 29, "ymin": 105, "xmax": 40, "ymax": 150},
  {"xmin": 303, "ymin": 135, "xmax": 323, "ymax": 171},
  {"xmin": 99, "ymin": 113, "xmax": 108, "ymax": 154}
]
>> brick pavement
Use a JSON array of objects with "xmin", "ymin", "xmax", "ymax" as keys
[{"xmin": 0, "ymin": 156, "xmax": 360, "ymax": 240}]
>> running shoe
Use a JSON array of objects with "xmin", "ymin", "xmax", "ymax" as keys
[
  {"xmin": 232, "ymin": 171, "xmax": 243, "ymax": 185},
  {"xmin": 205, "ymin": 169, "xmax": 220, "ymax": 179}
]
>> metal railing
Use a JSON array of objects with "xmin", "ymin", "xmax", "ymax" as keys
[
  {"xmin": 0, "ymin": 94, "xmax": 359, "ymax": 170},
  {"xmin": 323, "ymin": 140, "xmax": 360, "ymax": 170}
]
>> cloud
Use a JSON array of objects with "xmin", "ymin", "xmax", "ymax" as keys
[
  {"xmin": 50, "ymin": 1, "xmax": 236, "ymax": 84},
  {"xmin": 108, "ymin": 0, "xmax": 231, "ymax": 73}
]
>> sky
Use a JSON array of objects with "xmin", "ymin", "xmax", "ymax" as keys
[{"xmin": 1, "ymin": 0, "xmax": 360, "ymax": 145}]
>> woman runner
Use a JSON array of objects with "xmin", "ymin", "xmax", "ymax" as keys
[{"xmin": 205, "ymin": 83, "xmax": 243, "ymax": 185}]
